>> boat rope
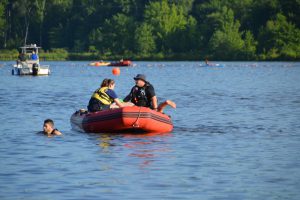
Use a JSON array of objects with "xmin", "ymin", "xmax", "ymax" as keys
[{"xmin": 132, "ymin": 106, "xmax": 142, "ymax": 128}]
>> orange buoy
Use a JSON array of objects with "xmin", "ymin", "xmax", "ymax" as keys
[
  {"xmin": 95, "ymin": 62, "xmax": 100, "ymax": 66},
  {"xmin": 112, "ymin": 67, "xmax": 120, "ymax": 76}
]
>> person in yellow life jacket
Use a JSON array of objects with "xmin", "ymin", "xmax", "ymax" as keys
[{"xmin": 87, "ymin": 79, "xmax": 126, "ymax": 112}]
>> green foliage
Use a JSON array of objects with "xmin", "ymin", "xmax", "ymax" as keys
[
  {"xmin": 281, "ymin": 44, "xmax": 300, "ymax": 60},
  {"xmin": 134, "ymin": 23, "xmax": 156, "ymax": 55},
  {"xmin": 88, "ymin": 45, "xmax": 98, "ymax": 53},
  {"xmin": 102, "ymin": 13, "xmax": 135, "ymax": 54},
  {"xmin": 144, "ymin": 0, "xmax": 189, "ymax": 51},
  {"xmin": 0, "ymin": 0, "xmax": 7, "ymax": 47},
  {"xmin": 0, "ymin": 0, "xmax": 6, "ymax": 28},
  {"xmin": 166, "ymin": 16, "xmax": 199, "ymax": 53},
  {"xmin": 39, "ymin": 48, "xmax": 68, "ymax": 60},
  {"xmin": 48, "ymin": 24, "xmax": 65, "ymax": 48},
  {"xmin": 88, "ymin": 28, "xmax": 103, "ymax": 51},
  {"xmin": 241, "ymin": 31, "xmax": 257, "ymax": 60},
  {"xmin": 208, "ymin": 7, "xmax": 245, "ymax": 60},
  {"xmin": 258, "ymin": 13, "xmax": 300, "ymax": 59},
  {"xmin": 0, "ymin": 0, "xmax": 300, "ymax": 60}
]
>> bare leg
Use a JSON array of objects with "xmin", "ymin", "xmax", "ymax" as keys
[{"xmin": 157, "ymin": 100, "xmax": 176, "ymax": 113}]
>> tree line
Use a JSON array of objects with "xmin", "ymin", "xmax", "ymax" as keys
[{"xmin": 0, "ymin": 0, "xmax": 299, "ymax": 61}]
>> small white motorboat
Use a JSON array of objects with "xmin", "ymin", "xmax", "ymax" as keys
[{"xmin": 12, "ymin": 44, "xmax": 50, "ymax": 76}]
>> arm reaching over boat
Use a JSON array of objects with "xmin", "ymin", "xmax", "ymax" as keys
[{"xmin": 110, "ymin": 99, "xmax": 134, "ymax": 109}]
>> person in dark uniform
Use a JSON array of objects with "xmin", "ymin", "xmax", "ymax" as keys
[{"xmin": 124, "ymin": 74, "xmax": 176, "ymax": 113}]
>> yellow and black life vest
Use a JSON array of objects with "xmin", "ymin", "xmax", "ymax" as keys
[{"xmin": 92, "ymin": 87, "xmax": 114, "ymax": 105}]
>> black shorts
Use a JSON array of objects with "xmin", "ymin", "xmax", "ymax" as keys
[{"xmin": 87, "ymin": 98, "xmax": 110, "ymax": 112}]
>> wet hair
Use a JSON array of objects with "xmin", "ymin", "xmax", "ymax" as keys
[{"xmin": 44, "ymin": 119, "xmax": 54, "ymax": 127}]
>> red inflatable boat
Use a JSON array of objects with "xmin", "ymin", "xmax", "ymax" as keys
[
  {"xmin": 108, "ymin": 60, "xmax": 132, "ymax": 67},
  {"xmin": 70, "ymin": 106, "xmax": 173, "ymax": 133}
]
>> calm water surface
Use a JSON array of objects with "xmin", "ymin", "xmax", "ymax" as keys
[{"xmin": 0, "ymin": 61, "xmax": 299, "ymax": 200}]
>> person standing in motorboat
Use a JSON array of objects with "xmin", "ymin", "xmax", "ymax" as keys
[
  {"xmin": 123, "ymin": 74, "xmax": 176, "ymax": 113},
  {"xmin": 17, "ymin": 52, "xmax": 26, "ymax": 62},
  {"xmin": 16, "ymin": 51, "xmax": 26, "ymax": 65},
  {"xmin": 87, "ymin": 79, "xmax": 130, "ymax": 112},
  {"xmin": 31, "ymin": 50, "xmax": 38, "ymax": 60}
]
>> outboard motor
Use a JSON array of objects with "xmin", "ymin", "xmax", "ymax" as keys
[{"xmin": 32, "ymin": 63, "xmax": 39, "ymax": 76}]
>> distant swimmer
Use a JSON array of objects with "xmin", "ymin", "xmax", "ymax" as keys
[
  {"xmin": 205, "ymin": 58, "xmax": 212, "ymax": 66},
  {"xmin": 43, "ymin": 119, "xmax": 62, "ymax": 137}
]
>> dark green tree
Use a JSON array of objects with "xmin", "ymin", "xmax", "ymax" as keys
[
  {"xmin": 208, "ymin": 7, "xmax": 244, "ymax": 60},
  {"xmin": 0, "ymin": 0, "xmax": 299, "ymax": 60},
  {"xmin": 144, "ymin": 0, "xmax": 192, "ymax": 52},
  {"xmin": 278, "ymin": 0, "xmax": 300, "ymax": 27},
  {"xmin": 102, "ymin": 13, "xmax": 135, "ymax": 54},
  {"xmin": 34, "ymin": 0, "xmax": 46, "ymax": 46},
  {"xmin": 258, "ymin": 13, "xmax": 300, "ymax": 60},
  {"xmin": 134, "ymin": 23, "xmax": 156, "ymax": 55},
  {"xmin": 0, "ymin": 0, "xmax": 7, "ymax": 48},
  {"xmin": 44, "ymin": 0, "xmax": 72, "ymax": 49},
  {"xmin": 166, "ymin": 16, "xmax": 199, "ymax": 53},
  {"xmin": 240, "ymin": 30, "xmax": 257, "ymax": 60}
]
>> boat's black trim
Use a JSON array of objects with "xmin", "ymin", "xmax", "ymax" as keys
[
  {"xmin": 81, "ymin": 111, "xmax": 172, "ymax": 125},
  {"xmin": 122, "ymin": 113, "xmax": 172, "ymax": 125}
]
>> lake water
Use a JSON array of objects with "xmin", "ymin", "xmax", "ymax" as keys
[{"xmin": 0, "ymin": 61, "xmax": 299, "ymax": 200}]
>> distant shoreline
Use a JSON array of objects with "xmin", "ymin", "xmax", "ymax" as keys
[{"xmin": 0, "ymin": 49, "xmax": 299, "ymax": 62}]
